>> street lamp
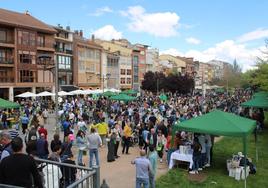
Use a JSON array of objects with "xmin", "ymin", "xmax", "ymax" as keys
[{"xmin": 38, "ymin": 44, "xmax": 59, "ymax": 134}]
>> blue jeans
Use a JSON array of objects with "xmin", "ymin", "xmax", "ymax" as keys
[
  {"xmin": 149, "ymin": 175, "xmax": 155, "ymax": 188},
  {"xmin": 89, "ymin": 148, "xmax": 99, "ymax": 168},
  {"xmin": 206, "ymin": 146, "xmax": 211, "ymax": 165},
  {"xmin": 78, "ymin": 150, "xmax": 83, "ymax": 165},
  {"xmin": 199, "ymin": 153, "xmax": 206, "ymax": 167},
  {"xmin": 192, "ymin": 154, "xmax": 200, "ymax": 171},
  {"xmin": 136, "ymin": 178, "xmax": 149, "ymax": 188}
]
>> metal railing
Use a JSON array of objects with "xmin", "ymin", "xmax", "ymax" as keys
[
  {"xmin": 0, "ymin": 57, "xmax": 13, "ymax": 64},
  {"xmin": 34, "ymin": 158, "xmax": 100, "ymax": 188}
]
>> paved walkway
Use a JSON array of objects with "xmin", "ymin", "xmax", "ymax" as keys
[{"xmin": 42, "ymin": 115, "xmax": 169, "ymax": 188}]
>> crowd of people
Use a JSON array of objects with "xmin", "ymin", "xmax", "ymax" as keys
[{"xmin": 0, "ymin": 88, "xmax": 264, "ymax": 188}]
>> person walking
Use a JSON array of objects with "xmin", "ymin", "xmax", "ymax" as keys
[
  {"xmin": 21, "ymin": 113, "xmax": 29, "ymax": 134},
  {"xmin": 122, "ymin": 121, "xmax": 132, "ymax": 154},
  {"xmin": 113, "ymin": 123, "xmax": 121, "ymax": 158},
  {"xmin": 0, "ymin": 137, "xmax": 43, "ymax": 187},
  {"xmin": 156, "ymin": 130, "xmax": 166, "ymax": 163},
  {"xmin": 76, "ymin": 130, "xmax": 86, "ymax": 166},
  {"xmin": 36, "ymin": 133, "xmax": 49, "ymax": 159},
  {"xmin": 148, "ymin": 146, "xmax": 158, "ymax": 188},
  {"xmin": 87, "ymin": 127, "xmax": 102, "ymax": 168},
  {"xmin": 131, "ymin": 150, "xmax": 153, "ymax": 188}
]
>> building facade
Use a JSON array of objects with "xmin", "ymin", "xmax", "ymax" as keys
[
  {"xmin": 145, "ymin": 48, "xmax": 159, "ymax": 72},
  {"xmin": 0, "ymin": 8, "xmax": 56, "ymax": 101},
  {"xmin": 159, "ymin": 54, "xmax": 186, "ymax": 75},
  {"xmin": 96, "ymin": 39, "xmax": 132, "ymax": 90},
  {"xmin": 53, "ymin": 25, "xmax": 73, "ymax": 87},
  {"xmin": 73, "ymin": 33, "xmax": 102, "ymax": 89}
]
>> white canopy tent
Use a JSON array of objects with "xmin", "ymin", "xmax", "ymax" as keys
[
  {"xmin": 58, "ymin": 91, "xmax": 71, "ymax": 96},
  {"xmin": 36, "ymin": 91, "xmax": 55, "ymax": 97},
  {"xmin": 68, "ymin": 89, "xmax": 84, "ymax": 95},
  {"xmin": 16, "ymin": 92, "xmax": 36, "ymax": 98}
]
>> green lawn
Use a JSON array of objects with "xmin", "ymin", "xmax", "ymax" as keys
[{"xmin": 156, "ymin": 127, "xmax": 268, "ymax": 188}]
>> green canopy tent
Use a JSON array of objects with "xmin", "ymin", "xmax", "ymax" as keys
[
  {"xmin": 0, "ymin": 98, "xmax": 20, "ymax": 109},
  {"xmin": 241, "ymin": 97, "xmax": 268, "ymax": 109},
  {"xmin": 173, "ymin": 110, "xmax": 256, "ymax": 188},
  {"xmin": 253, "ymin": 91, "xmax": 268, "ymax": 98},
  {"xmin": 110, "ymin": 93, "xmax": 136, "ymax": 102},
  {"xmin": 120, "ymin": 89, "xmax": 138, "ymax": 95},
  {"xmin": 102, "ymin": 91, "xmax": 117, "ymax": 97}
]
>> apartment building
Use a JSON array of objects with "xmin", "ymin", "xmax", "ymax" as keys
[
  {"xmin": 96, "ymin": 39, "xmax": 132, "ymax": 90},
  {"xmin": 132, "ymin": 44, "xmax": 147, "ymax": 91},
  {"xmin": 146, "ymin": 48, "xmax": 159, "ymax": 72},
  {"xmin": 73, "ymin": 33, "xmax": 102, "ymax": 89},
  {"xmin": 0, "ymin": 8, "xmax": 56, "ymax": 101},
  {"xmin": 159, "ymin": 54, "xmax": 186, "ymax": 75},
  {"xmin": 53, "ymin": 25, "xmax": 73, "ymax": 88}
]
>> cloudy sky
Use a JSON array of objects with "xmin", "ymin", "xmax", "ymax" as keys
[{"xmin": 1, "ymin": 0, "xmax": 268, "ymax": 71}]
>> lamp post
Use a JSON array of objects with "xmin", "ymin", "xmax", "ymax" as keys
[{"xmin": 38, "ymin": 47, "xmax": 59, "ymax": 134}]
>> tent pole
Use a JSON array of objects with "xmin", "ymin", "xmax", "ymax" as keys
[{"xmin": 243, "ymin": 136, "xmax": 247, "ymax": 188}]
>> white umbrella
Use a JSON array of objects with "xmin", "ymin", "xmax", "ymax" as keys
[
  {"xmin": 36, "ymin": 91, "xmax": 55, "ymax": 97},
  {"xmin": 82, "ymin": 89, "xmax": 94, "ymax": 95},
  {"xmin": 69, "ymin": 89, "xmax": 84, "ymax": 95},
  {"xmin": 16, "ymin": 92, "xmax": 36, "ymax": 98},
  {"xmin": 58, "ymin": 91, "xmax": 70, "ymax": 96},
  {"xmin": 91, "ymin": 89, "xmax": 103, "ymax": 94}
]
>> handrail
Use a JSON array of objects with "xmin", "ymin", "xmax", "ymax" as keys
[
  {"xmin": 67, "ymin": 173, "xmax": 94, "ymax": 188},
  {"xmin": 34, "ymin": 158, "xmax": 95, "ymax": 171}
]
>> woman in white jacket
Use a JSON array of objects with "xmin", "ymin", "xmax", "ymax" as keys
[{"xmin": 43, "ymin": 158, "xmax": 62, "ymax": 188}]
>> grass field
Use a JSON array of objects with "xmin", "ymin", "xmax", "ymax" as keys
[{"xmin": 156, "ymin": 122, "xmax": 268, "ymax": 188}]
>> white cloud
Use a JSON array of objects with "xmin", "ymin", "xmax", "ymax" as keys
[
  {"xmin": 186, "ymin": 37, "xmax": 201, "ymax": 45},
  {"xmin": 90, "ymin": 6, "xmax": 113, "ymax": 16},
  {"xmin": 161, "ymin": 40, "xmax": 265, "ymax": 72},
  {"xmin": 93, "ymin": 25, "xmax": 122, "ymax": 40},
  {"xmin": 160, "ymin": 48, "xmax": 184, "ymax": 56},
  {"xmin": 237, "ymin": 28, "xmax": 268, "ymax": 43},
  {"xmin": 121, "ymin": 6, "xmax": 180, "ymax": 37}
]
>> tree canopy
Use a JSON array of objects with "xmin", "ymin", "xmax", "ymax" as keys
[{"xmin": 141, "ymin": 71, "xmax": 194, "ymax": 94}]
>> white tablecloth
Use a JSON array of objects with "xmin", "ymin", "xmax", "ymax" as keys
[{"xmin": 169, "ymin": 150, "xmax": 193, "ymax": 169}]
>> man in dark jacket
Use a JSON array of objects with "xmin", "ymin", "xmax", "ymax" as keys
[
  {"xmin": 147, "ymin": 128, "xmax": 157, "ymax": 150},
  {"xmin": 36, "ymin": 133, "xmax": 49, "ymax": 159},
  {"xmin": 0, "ymin": 137, "xmax": 43, "ymax": 187}
]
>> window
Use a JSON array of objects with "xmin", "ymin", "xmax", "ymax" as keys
[
  {"xmin": 134, "ymin": 75, "xmax": 139, "ymax": 83},
  {"xmin": 120, "ymin": 69, "xmax": 126, "ymax": 75},
  {"xmin": 127, "ymin": 69, "xmax": 131, "ymax": 75},
  {"xmin": 95, "ymin": 50, "xmax": 100, "ymax": 60},
  {"xmin": 19, "ymin": 70, "xmax": 35, "ymax": 82},
  {"xmin": 127, "ymin": 78, "xmax": 131, "ymax": 84},
  {"xmin": 0, "ymin": 30, "xmax": 6, "ymax": 42},
  {"xmin": 120, "ymin": 78, "xmax": 126, "ymax": 84},
  {"xmin": 29, "ymin": 33, "xmax": 35, "ymax": 46},
  {"xmin": 18, "ymin": 31, "xmax": 35, "ymax": 46},
  {"xmin": 37, "ymin": 35, "xmax": 45, "ymax": 47},
  {"xmin": 133, "ymin": 56, "xmax": 139, "ymax": 66},
  {"xmin": 19, "ymin": 51, "xmax": 35, "ymax": 64},
  {"xmin": 58, "ymin": 55, "xmax": 71, "ymax": 70}
]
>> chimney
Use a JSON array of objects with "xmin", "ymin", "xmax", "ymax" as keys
[
  {"xmin": 79, "ymin": 30, "xmax": 83, "ymax": 37},
  {"xmin": 25, "ymin": 10, "xmax": 30, "ymax": 15},
  {"xmin": 91, "ymin": 34, "xmax": 95, "ymax": 42},
  {"xmin": 66, "ymin": 26, "xmax": 70, "ymax": 31},
  {"xmin": 74, "ymin": 30, "xmax": 79, "ymax": 35}
]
